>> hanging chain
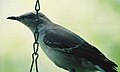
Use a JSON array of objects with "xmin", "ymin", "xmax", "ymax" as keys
[{"xmin": 30, "ymin": 0, "xmax": 40, "ymax": 72}]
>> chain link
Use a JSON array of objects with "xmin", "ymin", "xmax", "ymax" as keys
[{"xmin": 30, "ymin": 0, "xmax": 40, "ymax": 72}]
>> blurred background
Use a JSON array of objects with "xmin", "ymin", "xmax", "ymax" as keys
[{"xmin": 0, "ymin": 0, "xmax": 120, "ymax": 72}]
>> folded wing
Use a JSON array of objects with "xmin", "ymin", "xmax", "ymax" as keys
[{"xmin": 43, "ymin": 28, "xmax": 118, "ymax": 72}]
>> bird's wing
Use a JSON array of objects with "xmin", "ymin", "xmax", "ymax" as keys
[
  {"xmin": 43, "ymin": 28, "xmax": 84, "ymax": 49},
  {"xmin": 43, "ymin": 28, "xmax": 117, "ymax": 72},
  {"xmin": 43, "ymin": 27, "xmax": 103, "ymax": 54}
]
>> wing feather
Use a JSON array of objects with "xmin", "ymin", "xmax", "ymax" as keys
[{"xmin": 43, "ymin": 28, "xmax": 117, "ymax": 72}]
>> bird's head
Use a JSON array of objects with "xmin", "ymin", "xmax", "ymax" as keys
[{"xmin": 7, "ymin": 12, "xmax": 52, "ymax": 31}]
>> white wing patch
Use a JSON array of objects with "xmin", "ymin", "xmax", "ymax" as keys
[{"xmin": 95, "ymin": 65, "xmax": 105, "ymax": 72}]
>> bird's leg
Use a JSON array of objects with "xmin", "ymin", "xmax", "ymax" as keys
[{"xmin": 69, "ymin": 69, "xmax": 75, "ymax": 72}]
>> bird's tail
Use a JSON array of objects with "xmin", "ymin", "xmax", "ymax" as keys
[{"xmin": 98, "ymin": 59, "xmax": 118, "ymax": 72}]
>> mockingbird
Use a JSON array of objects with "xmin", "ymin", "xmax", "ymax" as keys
[{"xmin": 7, "ymin": 12, "xmax": 118, "ymax": 72}]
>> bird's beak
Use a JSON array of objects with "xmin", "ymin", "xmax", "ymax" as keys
[{"xmin": 7, "ymin": 16, "xmax": 19, "ymax": 20}]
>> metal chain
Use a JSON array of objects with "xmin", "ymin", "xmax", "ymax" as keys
[{"xmin": 30, "ymin": 0, "xmax": 40, "ymax": 72}]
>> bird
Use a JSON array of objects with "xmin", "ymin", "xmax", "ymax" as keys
[{"xmin": 7, "ymin": 12, "xmax": 118, "ymax": 72}]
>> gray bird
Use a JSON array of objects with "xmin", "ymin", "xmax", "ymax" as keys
[{"xmin": 7, "ymin": 12, "xmax": 118, "ymax": 72}]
